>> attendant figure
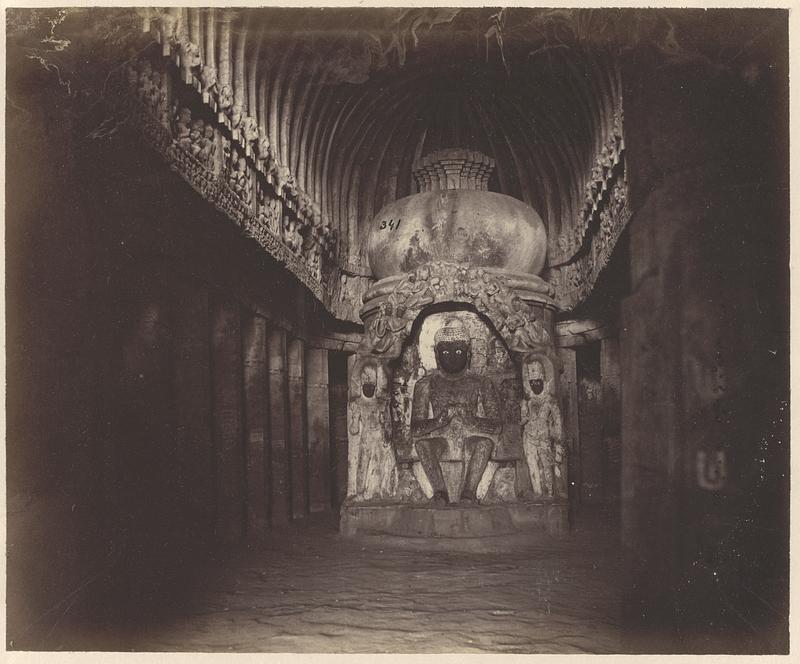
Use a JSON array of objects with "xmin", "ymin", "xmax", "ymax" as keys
[
  {"xmin": 348, "ymin": 362, "xmax": 397, "ymax": 501},
  {"xmin": 521, "ymin": 359, "xmax": 565, "ymax": 497}
]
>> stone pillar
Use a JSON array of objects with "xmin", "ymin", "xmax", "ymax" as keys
[
  {"xmin": 287, "ymin": 337, "xmax": 308, "ymax": 519},
  {"xmin": 345, "ymin": 353, "xmax": 359, "ymax": 499},
  {"xmin": 557, "ymin": 347, "xmax": 580, "ymax": 506},
  {"xmin": 305, "ymin": 348, "xmax": 331, "ymax": 513},
  {"xmin": 108, "ymin": 290, "xmax": 177, "ymax": 606},
  {"xmin": 577, "ymin": 346, "xmax": 603, "ymax": 505},
  {"xmin": 170, "ymin": 281, "xmax": 213, "ymax": 541},
  {"xmin": 204, "ymin": 8, "xmax": 216, "ymax": 71},
  {"xmin": 242, "ymin": 312, "xmax": 269, "ymax": 535},
  {"xmin": 600, "ymin": 337, "xmax": 621, "ymax": 505},
  {"xmin": 329, "ymin": 352, "xmax": 351, "ymax": 509},
  {"xmin": 210, "ymin": 296, "xmax": 245, "ymax": 542},
  {"xmin": 267, "ymin": 328, "xmax": 290, "ymax": 527},
  {"xmin": 620, "ymin": 39, "xmax": 789, "ymax": 639}
]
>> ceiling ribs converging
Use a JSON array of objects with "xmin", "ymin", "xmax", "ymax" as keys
[{"xmin": 175, "ymin": 7, "xmax": 620, "ymax": 269}]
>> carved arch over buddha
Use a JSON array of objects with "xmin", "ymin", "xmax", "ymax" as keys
[{"xmin": 359, "ymin": 260, "xmax": 554, "ymax": 362}]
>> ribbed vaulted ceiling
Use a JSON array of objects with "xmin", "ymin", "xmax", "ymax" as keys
[{"xmin": 174, "ymin": 7, "xmax": 622, "ymax": 268}]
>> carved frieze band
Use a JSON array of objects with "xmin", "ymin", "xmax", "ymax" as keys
[
  {"xmin": 549, "ymin": 175, "xmax": 630, "ymax": 311},
  {"xmin": 552, "ymin": 105, "xmax": 625, "ymax": 265},
  {"xmin": 360, "ymin": 261, "xmax": 556, "ymax": 360},
  {"xmin": 123, "ymin": 51, "xmax": 343, "ymax": 309},
  {"xmin": 549, "ymin": 104, "xmax": 630, "ymax": 311}
]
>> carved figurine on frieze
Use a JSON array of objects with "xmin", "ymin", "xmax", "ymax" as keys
[
  {"xmin": 216, "ymin": 85, "xmax": 234, "ymax": 114},
  {"xmin": 232, "ymin": 156, "xmax": 252, "ymax": 206},
  {"xmin": 256, "ymin": 186, "xmax": 280, "ymax": 237},
  {"xmin": 366, "ymin": 302, "xmax": 408, "ymax": 355},
  {"xmin": 178, "ymin": 38, "xmax": 201, "ymax": 81},
  {"xmin": 502, "ymin": 296, "xmax": 551, "ymax": 353},
  {"xmin": 347, "ymin": 360, "xmax": 397, "ymax": 502},
  {"xmin": 229, "ymin": 103, "xmax": 243, "ymax": 132},
  {"xmin": 520, "ymin": 359, "xmax": 566, "ymax": 498},
  {"xmin": 136, "ymin": 60, "xmax": 154, "ymax": 104},
  {"xmin": 321, "ymin": 224, "xmax": 337, "ymax": 263},
  {"xmin": 297, "ymin": 193, "xmax": 312, "ymax": 224},
  {"xmin": 308, "ymin": 242, "xmax": 322, "ymax": 280},
  {"xmin": 410, "ymin": 318, "xmax": 502, "ymax": 505},
  {"xmin": 285, "ymin": 172, "xmax": 299, "ymax": 200},
  {"xmin": 199, "ymin": 125, "xmax": 216, "ymax": 168},
  {"xmin": 147, "ymin": 71, "xmax": 162, "ymax": 114},
  {"xmin": 200, "ymin": 65, "xmax": 218, "ymax": 101},
  {"xmin": 476, "ymin": 270, "xmax": 503, "ymax": 313},
  {"xmin": 242, "ymin": 116, "xmax": 259, "ymax": 148},
  {"xmin": 392, "ymin": 266, "xmax": 436, "ymax": 312},
  {"xmin": 221, "ymin": 136, "xmax": 232, "ymax": 174},
  {"xmin": 157, "ymin": 74, "xmax": 171, "ymax": 127},
  {"xmin": 274, "ymin": 165, "xmax": 292, "ymax": 197},
  {"xmin": 284, "ymin": 216, "xmax": 302, "ymax": 254},
  {"xmin": 255, "ymin": 129, "xmax": 271, "ymax": 165},
  {"xmin": 189, "ymin": 118, "xmax": 205, "ymax": 159},
  {"xmin": 155, "ymin": 9, "xmax": 181, "ymax": 49},
  {"xmin": 173, "ymin": 107, "xmax": 192, "ymax": 151}
]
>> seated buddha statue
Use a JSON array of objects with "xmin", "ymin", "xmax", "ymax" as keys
[{"xmin": 410, "ymin": 317, "xmax": 502, "ymax": 505}]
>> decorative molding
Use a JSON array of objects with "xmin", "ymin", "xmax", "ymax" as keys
[
  {"xmin": 147, "ymin": 19, "xmax": 333, "ymax": 239},
  {"xmin": 122, "ymin": 53, "xmax": 370, "ymax": 314},
  {"xmin": 547, "ymin": 101, "xmax": 628, "ymax": 311},
  {"xmin": 128, "ymin": 92, "xmax": 326, "ymax": 301},
  {"xmin": 360, "ymin": 261, "xmax": 555, "ymax": 359},
  {"xmin": 412, "ymin": 148, "xmax": 495, "ymax": 193},
  {"xmin": 551, "ymin": 105, "xmax": 625, "ymax": 267},
  {"xmin": 549, "ymin": 172, "xmax": 630, "ymax": 311},
  {"xmin": 123, "ymin": 22, "xmax": 373, "ymax": 318}
]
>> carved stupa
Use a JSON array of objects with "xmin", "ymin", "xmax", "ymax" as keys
[{"xmin": 366, "ymin": 149, "xmax": 548, "ymax": 280}]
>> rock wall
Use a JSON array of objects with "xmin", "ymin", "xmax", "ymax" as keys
[
  {"xmin": 5, "ymin": 102, "xmax": 359, "ymax": 647},
  {"xmin": 619, "ymin": 41, "xmax": 789, "ymax": 649}
]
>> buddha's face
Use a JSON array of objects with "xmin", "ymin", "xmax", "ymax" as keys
[{"xmin": 435, "ymin": 340, "xmax": 470, "ymax": 374}]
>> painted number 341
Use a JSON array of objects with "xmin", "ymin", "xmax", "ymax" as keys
[{"xmin": 379, "ymin": 219, "xmax": 402, "ymax": 230}]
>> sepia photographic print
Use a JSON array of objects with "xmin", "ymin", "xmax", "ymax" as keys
[{"xmin": 5, "ymin": 2, "xmax": 792, "ymax": 657}]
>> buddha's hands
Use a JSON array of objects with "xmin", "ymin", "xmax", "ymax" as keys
[
  {"xmin": 436, "ymin": 409, "xmax": 453, "ymax": 426},
  {"xmin": 446, "ymin": 405, "xmax": 472, "ymax": 425}
]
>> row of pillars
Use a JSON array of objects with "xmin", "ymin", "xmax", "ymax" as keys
[
  {"xmin": 216, "ymin": 301, "xmax": 332, "ymax": 538},
  {"xmin": 144, "ymin": 281, "xmax": 335, "ymax": 544},
  {"xmin": 558, "ymin": 335, "xmax": 621, "ymax": 510}
]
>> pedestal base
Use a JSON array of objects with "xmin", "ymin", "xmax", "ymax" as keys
[{"xmin": 340, "ymin": 501, "xmax": 568, "ymax": 539}]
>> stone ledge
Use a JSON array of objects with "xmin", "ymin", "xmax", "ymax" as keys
[{"xmin": 340, "ymin": 501, "xmax": 568, "ymax": 540}]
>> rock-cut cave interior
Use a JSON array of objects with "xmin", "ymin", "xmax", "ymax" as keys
[{"xmin": 5, "ymin": 6, "xmax": 791, "ymax": 655}]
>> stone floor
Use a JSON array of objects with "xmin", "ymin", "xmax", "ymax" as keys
[{"xmin": 54, "ymin": 511, "xmax": 625, "ymax": 653}]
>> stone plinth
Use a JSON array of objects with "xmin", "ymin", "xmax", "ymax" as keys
[{"xmin": 340, "ymin": 501, "xmax": 568, "ymax": 539}]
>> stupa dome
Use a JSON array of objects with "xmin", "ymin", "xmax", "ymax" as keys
[{"xmin": 366, "ymin": 149, "xmax": 547, "ymax": 280}]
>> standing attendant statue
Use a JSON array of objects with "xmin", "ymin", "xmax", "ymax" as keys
[
  {"xmin": 521, "ymin": 359, "xmax": 566, "ymax": 497},
  {"xmin": 348, "ymin": 362, "xmax": 397, "ymax": 501},
  {"xmin": 411, "ymin": 318, "xmax": 502, "ymax": 505}
]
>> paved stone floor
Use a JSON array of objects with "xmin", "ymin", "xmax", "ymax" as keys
[{"xmin": 56, "ymin": 511, "xmax": 624, "ymax": 653}]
